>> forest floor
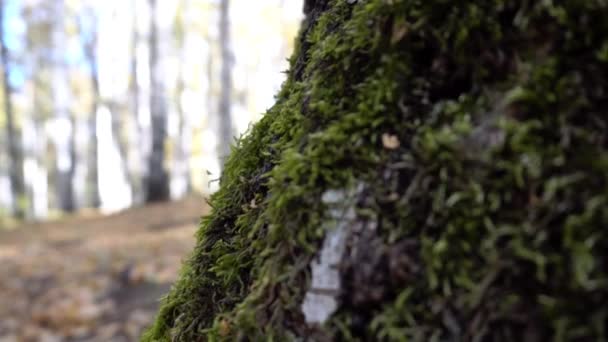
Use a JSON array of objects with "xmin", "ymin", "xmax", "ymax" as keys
[{"xmin": 0, "ymin": 196, "xmax": 207, "ymax": 342}]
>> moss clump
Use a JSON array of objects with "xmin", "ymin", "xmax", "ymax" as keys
[{"xmin": 143, "ymin": 0, "xmax": 608, "ymax": 340}]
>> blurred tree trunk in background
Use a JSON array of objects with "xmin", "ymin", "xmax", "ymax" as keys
[
  {"xmin": 22, "ymin": 3, "xmax": 51, "ymax": 219},
  {"xmin": 173, "ymin": 0, "xmax": 191, "ymax": 195},
  {"xmin": 129, "ymin": 0, "xmax": 144, "ymax": 205},
  {"xmin": 175, "ymin": 60, "xmax": 192, "ymax": 194},
  {"xmin": 80, "ymin": 9, "xmax": 101, "ymax": 209},
  {"xmin": 110, "ymin": 100, "xmax": 133, "ymax": 195},
  {"xmin": 145, "ymin": 0, "xmax": 170, "ymax": 202},
  {"xmin": 0, "ymin": 0, "xmax": 25, "ymax": 219},
  {"xmin": 217, "ymin": 0, "xmax": 233, "ymax": 169},
  {"xmin": 51, "ymin": 0, "xmax": 75, "ymax": 212}
]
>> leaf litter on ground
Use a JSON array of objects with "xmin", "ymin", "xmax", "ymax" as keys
[{"xmin": 0, "ymin": 196, "xmax": 206, "ymax": 342}]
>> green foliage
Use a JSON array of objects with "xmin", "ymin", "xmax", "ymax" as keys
[{"xmin": 143, "ymin": 0, "xmax": 608, "ymax": 340}]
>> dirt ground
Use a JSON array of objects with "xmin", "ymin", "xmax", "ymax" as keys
[{"xmin": 0, "ymin": 196, "xmax": 206, "ymax": 342}]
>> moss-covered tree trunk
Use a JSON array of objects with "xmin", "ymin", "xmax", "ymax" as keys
[{"xmin": 143, "ymin": 0, "xmax": 608, "ymax": 340}]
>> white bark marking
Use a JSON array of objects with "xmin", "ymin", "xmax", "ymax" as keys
[{"xmin": 301, "ymin": 186, "xmax": 363, "ymax": 324}]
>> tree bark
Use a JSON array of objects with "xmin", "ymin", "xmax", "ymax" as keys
[
  {"xmin": 145, "ymin": 0, "xmax": 170, "ymax": 202},
  {"xmin": 0, "ymin": 0, "xmax": 25, "ymax": 219}
]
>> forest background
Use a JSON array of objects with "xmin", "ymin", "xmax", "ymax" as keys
[
  {"xmin": 0, "ymin": 1, "xmax": 303, "ymax": 340},
  {"xmin": 0, "ymin": 0, "xmax": 303, "ymax": 225}
]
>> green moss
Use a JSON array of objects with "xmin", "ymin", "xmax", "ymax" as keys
[{"xmin": 143, "ymin": 0, "xmax": 608, "ymax": 340}]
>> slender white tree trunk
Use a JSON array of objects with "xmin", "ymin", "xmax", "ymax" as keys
[{"xmin": 217, "ymin": 0, "xmax": 234, "ymax": 169}]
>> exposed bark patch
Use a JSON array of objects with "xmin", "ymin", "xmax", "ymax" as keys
[{"xmin": 301, "ymin": 185, "xmax": 363, "ymax": 325}]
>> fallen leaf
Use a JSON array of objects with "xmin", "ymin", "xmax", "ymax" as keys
[{"xmin": 382, "ymin": 133, "xmax": 401, "ymax": 149}]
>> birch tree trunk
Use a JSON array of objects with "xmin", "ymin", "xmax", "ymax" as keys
[
  {"xmin": 81, "ymin": 12, "xmax": 101, "ymax": 209},
  {"xmin": 129, "ymin": 0, "xmax": 144, "ymax": 205},
  {"xmin": 217, "ymin": 0, "xmax": 233, "ymax": 168},
  {"xmin": 145, "ymin": 0, "xmax": 170, "ymax": 202},
  {"xmin": 173, "ymin": 0, "xmax": 191, "ymax": 196}
]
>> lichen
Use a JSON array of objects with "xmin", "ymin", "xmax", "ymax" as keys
[{"xmin": 143, "ymin": 0, "xmax": 608, "ymax": 341}]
